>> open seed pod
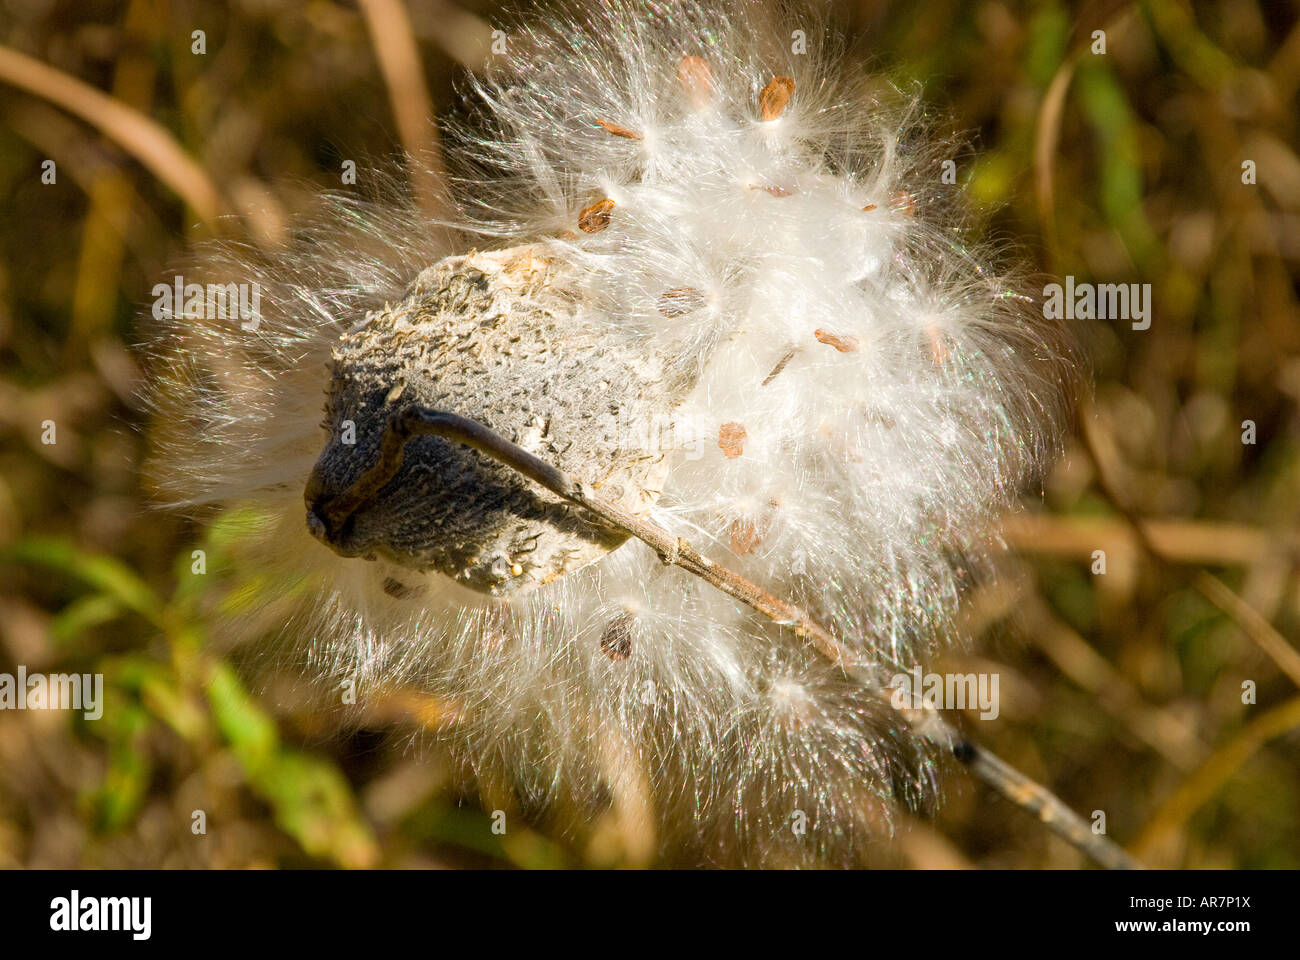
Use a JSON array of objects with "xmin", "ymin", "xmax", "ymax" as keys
[
  {"xmin": 305, "ymin": 247, "xmax": 679, "ymax": 595},
  {"xmin": 142, "ymin": 0, "xmax": 1078, "ymax": 865}
]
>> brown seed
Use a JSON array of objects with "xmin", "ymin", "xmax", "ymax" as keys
[
  {"xmin": 814, "ymin": 329, "xmax": 861, "ymax": 353},
  {"xmin": 718, "ymin": 421, "xmax": 747, "ymax": 458},
  {"xmin": 891, "ymin": 191, "xmax": 916, "ymax": 216},
  {"xmin": 678, "ymin": 55, "xmax": 712, "ymax": 107},
  {"xmin": 597, "ymin": 118, "xmax": 642, "ymax": 140},
  {"xmin": 861, "ymin": 203, "xmax": 878, "ymax": 212},
  {"xmin": 600, "ymin": 612, "xmax": 635, "ymax": 661},
  {"xmin": 730, "ymin": 517, "xmax": 761, "ymax": 555},
  {"xmin": 864, "ymin": 408, "xmax": 897, "ymax": 430},
  {"xmin": 578, "ymin": 198, "xmax": 615, "ymax": 233},
  {"xmin": 748, "ymin": 183, "xmax": 793, "ymax": 197},
  {"xmin": 761, "ymin": 346, "xmax": 798, "ymax": 386},
  {"xmin": 927, "ymin": 326, "xmax": 949, "ymax": 364},
  {"xmin": 657, "ymin": 286, "xmax": 706, "ymax": 317},
  {"xmin": 759, "ymin": 76, "xmax": 795, "ymax": 121}
]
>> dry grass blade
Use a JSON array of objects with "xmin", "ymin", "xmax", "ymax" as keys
[
  {"xmin": 358, "ymin": 0, "xmax": 448, "ymax": 215},
  {"xmin": 0, "ymin": 43, "xmax": 225, "ymax": 224},
  {"xmin": 1193, "ymin": 571, "xmax": 1300, "ymax": 690},
  {"xmin": 1081, "ymin": 408, "xmax": 1300, "ymax": 691},
  {"xmin": 1134, "ymin": 695, "xmax": 1300, "ymax": 863},
  {"xmin": 1016, "ymin": 585, "xmax": 1209, "ymax": 771},
  {"xmin": 1003, "ymin": 514, "xmax": 1286, "ymax": 568},
  {"xmin": 1033, "ymin": 59, "xmax": 1075, "ymax": 257}
]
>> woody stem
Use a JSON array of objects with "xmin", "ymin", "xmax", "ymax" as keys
[{"xmin": 327, "ymin": 405, "xmax": 1142, "ymax": 870}]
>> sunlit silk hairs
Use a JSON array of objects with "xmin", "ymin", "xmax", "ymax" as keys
[{"xmin": 142, "ymin": 0, "xmax": 1077, "ymax": 865}]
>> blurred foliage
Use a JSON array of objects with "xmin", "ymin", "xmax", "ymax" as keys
[{"xmin": 0, "ymin": 0, "xmax": 1298, "ymax": 868}]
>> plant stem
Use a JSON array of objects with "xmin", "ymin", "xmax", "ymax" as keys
[{"xmin": 318, "ymin": 406, "xmax": 1142, "ymax": 869}]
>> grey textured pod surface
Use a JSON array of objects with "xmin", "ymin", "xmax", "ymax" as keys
[{"xmin": 305, "ymin": 246, "xmax": 680, "ymax": 596}]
